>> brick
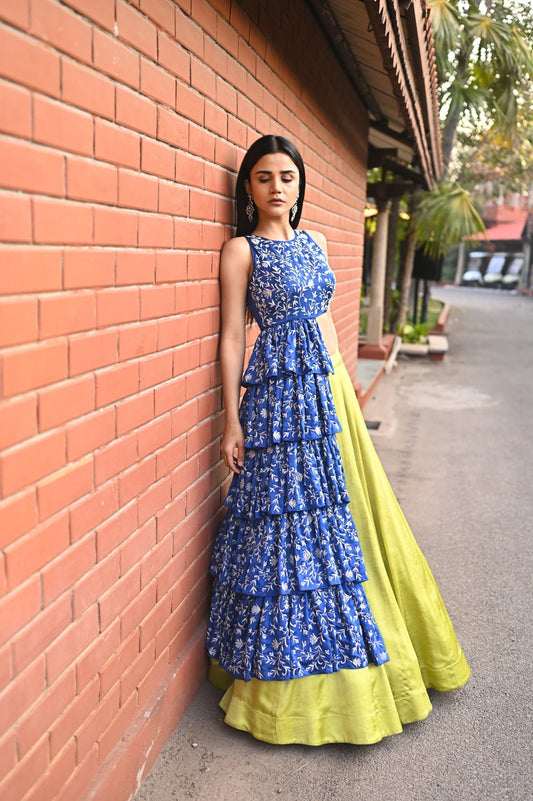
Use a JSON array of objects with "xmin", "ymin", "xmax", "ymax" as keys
[
  {"xmin": 157, "ymin": 32, "xmax": 189, "ymax": 80},
  {"xmin": 0, "ymin": 489, "xmax": 37, "ymax": 550},
  {"xmin": 0, "ymin": 79, "xmax": 31, "ymax": 138},
  {"xmin": 30, "ymin": 0, "xmax": 92, "ymax": 62},
  {"xmin": 156, "ymin": 494, "xmax": 186, "ymax": 539},
  {"xmin": 1, "ymin": 428, "xmax": 66, "ymax": 497},
  {"xmin": 75, "ymin": 620, "xmax": 120, "ymax": 690},
  {"xmin": 175, "ymin": 6, "xmax": 203, "ymax": 56},
  {"xmin": 119, "ymin": 639, "xmax": 155, "ymax": 705},
  {"xmin": 141, "ymin": 57, "xmax": 176, "ymax": 107},
  {"xmin": 139, "ymin": 352, "xmax": 173, "ymax": 391},
  {"xmin": 6, "ymin": 511, "xmax": 69, "ymax": 590},
  {"xmin": 96, "ymin": 286, "xmax": 139, "ymax": 328},
  {"xmin": 215, "ymin": 76, "xmax": 237, "ymax": 115},
  {"xmin": 63, "ymin": 248, "xmax": 115, "ymax": 290},
  {"xmin": 33, "ymin": 198, "xmax": 93, "ymax": 246},
  {"xmin": 155, "ymin": 250, "xmax": 187, "ymax": 283},
  {"xmin": 0, "ymin": 727, "xmax": 16, "ymax": 781},
  {"xmin": 93, "ymin": 205, "xmax": 138, "ymax": 247},
  {"xmin": 2, "ymin": 338, "xmax": 68, "ymax": 398},
  {"xmin": 95, "ymin": 501, "xmax": 137, "ymax": 562},
  {"xmin": 158, "ymin": 179, "xmax": 189, "ymax": 216},
  {"xmin": 67, "ymin": 407, "xmax": 116, "ymax": 462},
  {"xmin": 99, "ymin": 567, "xmax": 140, "ymax": 632},
  {"xmin": 66, "ymin": 156, "xmax": 118, "ymax": 204},
  {"xmin": 94, "ymin": 118, "xmax": 141, "ymax": 170},
  {"xmin": 0, "ymin": 247, "xmax": 61, "ymax": 294},
  {"xmin": 33, "ymin": 94, "xmax": 93, "ymax": 156},
  {"xmin": 157, "ymin": 105, "xmax": 188, "ymax": 149},
  {"xmin": 40, "ymin": 526, "xmax": 85, "ymax": 601},
  {"xmin": 69, "ymin": 482, "xmax": 118, "ymax": 542},
  {"xmin": 204, "ymin": 99, "xmax": 227, "ymax": 137},
  {"xmin": 0, "ymin": 396, "xmax": 37, "ymax": 453},
  {"xmin": 94, "ymin": 431, "xmax": 138, "ymax": 485},
  {"xmin": 138, "ymin": 414, "xmax": 172, "ymax": 459},
  {"xmin": 116, "ymin": 390, "xmax": 154, "ymax": 436},
  {"xmin": 116, "ymin": 85, "xmax": 157, "ymax": 137},
  {"xmin": 39, "ymin": 376, "xmax": 95, "ymax": 432},
  {"xmin": 0, "ymin": 192, "xmax": 31, "ymax": 243},
  {"xmin": 62, "ymin": 58, "xmax": 115, "ymax": 120},
  {"xmin": 139, "ymin": 528, "xmax": 172, "ymax": 582},
  {"xmin": 11, "ymin": 593, "xmax": 71, "ymax": 677},
  {"xmin": 0, "ymin": 137, "xmax": 65, "ymax": 196},
  {"xmin": 118, "ymin": 455, "xmax": 155, "ymax": 506},
  {"xmin": 72, "ymin": 552, "xmax": 120, "ymax": 619},
  {"xmin": 0, "ymin": 0, "xmax": 30, "ymax": 28},
  {"xmin": 0, "ymin": 735, "xmax": 48, "ymax": 801},
  {"xmin": 117, "ymin": 0, "xmax": 158, "ymax": 59},
  {"xmin": 139, "ymin": 593, "xmax": 171, "ymax": 651},
  {"xmin": 155, "ymin": 434, "xmax": 186, "ymax": 481},
  {"xmin": 93, "ymin": 28, "xmax": 140, "ymax": 89},
  {"xmin": 0, "ymin": 577, "xmax": 40, "ymax": 648},
  {"xmin": 176, "ymin": 82, "xmax": 204, "ymax": 125},
  {"xmin": 190, "ymin": 188, "xmax": 215, "ymax": 220},
  {"xmin": 119, "ymin": 522, "xmax": 156, "ymax": 580},
  {"xmin": 156, "ymin": 317, "xmax": 188, "ymax": 352},
  {"xmin": 97, "ymin": 691, "xmax": 137, "ymax": 764},
  {"xmin": 140, "ymin": 285, "xmax": 175, "ymax": 321},
  {"xmin": 99, "ymin": 630, "xmax": 138, "ymax": 699},
  {"xmin": 0, "ymin": 25, "xmax": 60, "ymax": 96},
  {"xmin": 61, "ymin": 0, "xmax": 115, "ymax": 31},
  {"xmin": 69, "ymin": 329, "xmax": 117, "ymax": 376},
  {"xmin": 141, "ymin": 0, "xmax": 176, "ymax": 35},
  {"xmin": 46, "ymin": 606, "xmax": 99, "ymax": 684},
  {"xmin": 39, "ymin": 291, "xmax": 96, "ymax": 339},
  {"xmin": 138, "ymin": 213, "xmax": 173, "ymax": 248},
  {"xmin": 0, "ymin": 296, "xmax": 37, "ymax": 347},
  {"xmin": 175, "ymin": 150, "xmax": 204, "ymax": 188},
  {"xmin": 21, "ymin": 740, "xmax": 76, "ymax": 801},
  {"xmin": 141, "ymin": 137, "xmax": 175, "ymax": 180},
  {"xmin": 188, "ymin": 125, "xmax": 215, "ymax": 160},
  {"xmin": 114, "ymin": 250, "xmax": 154, "ymax": 286},
  {"xmin": 118, "ymin": 168, "xmax": 158, "ymax": 212},
  {"xmin": 39, "ymin": 458, "xmax": 94, "ymax": 523},
  {"xmin": 51, "ymin": 705, "xmax": 99, "ymax": 781}
]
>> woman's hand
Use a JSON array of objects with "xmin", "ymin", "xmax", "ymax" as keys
[{"xmin": 221, "ymin": 420, "xmax": 245, "ymax": 474}]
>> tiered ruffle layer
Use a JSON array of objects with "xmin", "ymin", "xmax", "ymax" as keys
[
  {"xmin": 209, "ymin": 352, "xmax": 470, "ymax": 744},
  {"xmin": 207, "ymin": 319, "xmax": 389, "ymax": 682}
]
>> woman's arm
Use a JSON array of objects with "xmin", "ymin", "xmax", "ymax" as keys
[
  {"xmin": 306, "ymin": 230, "xmax": 339, "ymax": 355},
  {"xmin": 219, "ymin": 237, "xmax": 252, "ymax": 474}
]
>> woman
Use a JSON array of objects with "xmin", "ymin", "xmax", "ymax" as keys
[{"xmin": 206, "ymin": 134, "xmax": 470, "ymax": 745}]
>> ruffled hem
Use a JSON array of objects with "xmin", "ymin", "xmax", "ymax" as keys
[
  {"xmin": 240, "ymin": 371, "xmax": 341, "ymax": 447},
  {"xmin": 224, "ymin": 435, "xmax": 350, "ymax": 518},
  {"xmin": 210, "ymin": 505, "xmax": 367, "ymax": 595},
  {"xmin": 243, "ymin": 317, "xmax": 334, "ymax": 386},
  {"xmin": 207, "ymin": 581, "xmax": 389, "ymax": 682}
]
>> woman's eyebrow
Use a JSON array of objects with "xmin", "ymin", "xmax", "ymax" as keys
[{"xmin": 254, "ymin": 169, "xmax": 297, "ymax": 175}]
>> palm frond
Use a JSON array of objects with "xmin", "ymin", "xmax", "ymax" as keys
[{"xmin": 413, "ymin": 182, "xmax": 486, "ymax": 258}]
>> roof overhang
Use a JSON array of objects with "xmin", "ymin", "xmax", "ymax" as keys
[{"xmin": 308, "ymin": 0, "xmax": 443, "ymax": 189}]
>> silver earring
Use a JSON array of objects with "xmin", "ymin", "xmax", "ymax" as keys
[
  {"xmin": 290, "ymin": 195, "xmax": 299, "ymax": 223},
  {"xmin": 246, "ymin": 194, "xmax": 255, "ymax": 223}
]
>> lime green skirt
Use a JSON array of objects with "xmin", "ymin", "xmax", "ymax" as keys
[{"xmin": 209, "ymin": 351, "xmax": 470, "ymax": 744}]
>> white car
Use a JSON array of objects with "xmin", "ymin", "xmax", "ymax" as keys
[
  {"xmin": 483, "ymin": 253, "xmax": 508, "ymax": 288},
  {"xmin": 461, "ymin": 251, "xmax": 491, "ymax": 286}
]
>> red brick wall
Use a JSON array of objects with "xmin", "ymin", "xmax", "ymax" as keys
[{"xmin": 0, "ymin": 2, "xmax": 368, "ymax": 800}]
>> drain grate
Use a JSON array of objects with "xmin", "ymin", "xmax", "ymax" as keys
[{"xmin": 365, "ymin": 420, "xmax": 381, "ymax": 430}]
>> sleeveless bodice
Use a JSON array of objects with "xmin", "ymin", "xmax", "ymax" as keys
[{"xmin": 246, "ymin": 231, "xmax": 336, "ymax": 329}]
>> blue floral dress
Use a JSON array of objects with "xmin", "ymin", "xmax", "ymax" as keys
[{"xmin": 206, "ymin": 231, "xmax": 389, "ymax": 682}]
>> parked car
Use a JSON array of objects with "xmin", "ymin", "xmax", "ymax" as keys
[
  {"xmin": 501, "ymin": 255, "xmax": 524, "ymax": 289},
  {"xmin": 461, "ymin": 251, "xmax": 491, "ymax": 286},
  {"xmin": 482, "ymin": 253, "xmax": 508, "ymax": 288}
]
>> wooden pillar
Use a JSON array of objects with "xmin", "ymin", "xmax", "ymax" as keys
[{"xmin": 366, "ymin": 200, "xmax": 390, "ymax": 346}]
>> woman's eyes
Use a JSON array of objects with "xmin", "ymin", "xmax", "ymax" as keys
[{"xmin": 258, "ymin": 177, "xmax": 294, "ymax": 184}]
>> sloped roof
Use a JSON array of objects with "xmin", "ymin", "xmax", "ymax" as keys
[
  {"xmin": 472, "ymin": 211, "xmax": 530, "ymax": 242},
  {"xmin": 308, "ymin": 0, "xmax": 442, "ymax": 188}
]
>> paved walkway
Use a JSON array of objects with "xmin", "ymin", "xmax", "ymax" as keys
[{"xmin": 134, "ymin": 286, "xmax": 533, "ymax": 801}]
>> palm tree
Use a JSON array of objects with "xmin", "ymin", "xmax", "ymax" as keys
[{"xmin": 430, "ymin": 0, "xmax": 533, "ymax": 170}]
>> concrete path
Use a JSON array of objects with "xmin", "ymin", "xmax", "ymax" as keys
[{"xmin": 134, "ymin": 286, "xmax": 533, "ymax": 801}]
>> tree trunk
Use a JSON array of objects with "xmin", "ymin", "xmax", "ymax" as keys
[
  {"xmin": 441, "ymin": 102, "xmax": 462, "ymax": 173},
  {"xmin": 397, "ymin": 233, "xmax": 417, "ymax": 330},
  {"xmin": 384, "ymin": 196, "xmax": 400, "ymax": 331}
]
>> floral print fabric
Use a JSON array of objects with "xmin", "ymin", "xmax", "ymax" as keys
[{"xmin": 207, "ymin": 231, "xmax": 389, "ymax": 681}]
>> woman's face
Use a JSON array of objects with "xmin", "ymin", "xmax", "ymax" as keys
[{"xmin": 245, "ymin": 152, "xmax": 300, "ymax": 224}]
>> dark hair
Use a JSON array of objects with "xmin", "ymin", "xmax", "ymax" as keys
[{"xmin": 235, "ymin": 135, "xmax": 306, "ymax": 236}]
